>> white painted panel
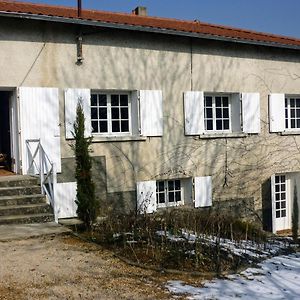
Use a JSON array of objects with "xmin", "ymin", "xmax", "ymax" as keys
[
  {"xmin": 184, "ymin": 91, "xmax": 204, "ymax": 135},
  {"xmin": 19, "ymin": 87, "xmax": 61, "ymax": 173},
  {"xmin": 194, "ymin": 176, "xmax": 212, "ymax": 208},
  {"xmin": 139, "ymin": 90, "xmax": 163, "ymax": 136},
  {"xmin": 136, "ymin": 180, "xmax": 157, "ymax": 214},
  {"xmin": 64, "ymin": 89, "xmax": 92, "ymax": 139},
  {"xmin": 242, "ymin": 93, "xmax": 261, "ymax": 133},
  {"xmin": 269, "ymin": 93, "xmax": 285, "ymax": 133},
  {"xmin": 55, "ymin": 182, "xmax": 77, "ymax": 219},
  {"xmin": 131, "ymin": 90, "xmax": 140, "ymax": 135},
  {"xmin": 231, "ymin": 93, "xmax": 242, "ymax": 133}
]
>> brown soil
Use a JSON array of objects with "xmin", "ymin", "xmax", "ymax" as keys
[{"xmin": 0, "ymin": 234, "xmax": 195, "ymax": 299}]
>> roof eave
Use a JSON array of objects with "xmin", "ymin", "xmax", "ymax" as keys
[{"xmin": 1, "ymin": 11, "xmax": 300, "ymax": 51}]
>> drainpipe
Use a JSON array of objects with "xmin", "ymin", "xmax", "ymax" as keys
[{"xmin": 76, "ymin": 0, "xmax": 83, "ymax": 64}]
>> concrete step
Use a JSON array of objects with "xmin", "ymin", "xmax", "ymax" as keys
[
  {"xmin": 0, "ymin": 194, "xmax": 46, "ymax": 207},
  {"xmin": 0, "ymin": 175, "xmax": 39, "ymax": 188},
  {"xmin": 0, "ymin": 213, "xmax": 54, "ymax": 225},
  {"xmin": 0, "ymin": 186, "xmax": 41, "ymax": 196},
  {"xmin": 0, "ymin": 203, "xmax": 52, "ymax": 217}
]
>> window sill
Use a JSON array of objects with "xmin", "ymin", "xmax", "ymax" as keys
[
  {"xmin": 92, "ymin": 135, "xmax": 147, "ymax": 142},
  {"xmin": 280, "ymin": 131, "xmax": 300, "ymax": 136},
  {"xmin": 199, "ymin": 133, "xmax": 248, "ymax": 139}
]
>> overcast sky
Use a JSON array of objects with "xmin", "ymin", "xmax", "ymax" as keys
[{"xmin": 18, "ymin": 0, "xmax": 300, "ymax": 38}]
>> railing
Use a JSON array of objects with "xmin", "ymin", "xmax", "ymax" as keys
[{"xmin": 25, "ymin": 139, "xmax": 58, "ymax": 222}]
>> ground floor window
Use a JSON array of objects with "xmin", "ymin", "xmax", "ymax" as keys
[{"xmin": 156, "ymin": 179, "xmax": 183, "ymax": 207}]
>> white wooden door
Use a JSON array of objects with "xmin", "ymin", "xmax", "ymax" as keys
[{"xmin": 272, "ymin": 174, "xmax": 291, "ymax": 232}]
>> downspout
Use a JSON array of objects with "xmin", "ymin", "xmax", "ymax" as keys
[{"xmin": 76, "ymin": 0, "xmax": 83, "ymax": 65}]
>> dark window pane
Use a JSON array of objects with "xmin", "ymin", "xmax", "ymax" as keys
[
  {"xmin": 281, "ymin": 202, "xmax": 286, "ymax": 209},
  {"xmin": 175, "ymin": 191, "xmax": 181, "ymax": 202},
  {"xmin": 223, "ymin": 108, "xmax": 229, "ymax": 118},
  {"xmin": 290, "ymin": 99, "xmax": 295, "ymax": 107},
  {"xmin": 206, "ymin": 120, "xmax": 213, "ymax": 130},
  {"xmin": 275, "ymin": 176, "xmax": 279, "ymax": 183},
  {"xmin": 205, "ymin": 96, "xmax": 212, "ymax": 107},
  {"xmin": 121, "ymin": 121, "xmax": 129, "ymax": 132},
  {"xmin": 223, "ymin": 120, "xmax": 229, "ymax": 130},
  {"xmin": 216, "ymin": 120, "xmax": 222, "ymax": 130},
  {"xmin": 111, "ymin": 95, "xmax": 119, "ymax": 106},
  {"xmin": 285, "ymin": 98, "xmax": 288, "ymax": 107},
  {"xmin": 169, "ymin": 192, "xmax": 174, "ymax": 202},
  {"xmin": 291, "ymin": 110, "xmax": 295, "ymax": 118},
  {"xmin": 175, "ymin": 180, "xmax": 181, "ymax": 190},
  {"xmin": 120, "ymin": 95, "xmax": 128, "ymax": 106},
  {"xmin": 168, "ymin": 181, "xmax": 174, "ymax": 191},
  {"xmin": 286, "ymin": 119, "xmax": 288, "ymax": 129},
  {"xmin": 276, "ymin": 202, "xmax": 280, "ymax": 209},
  {"xmin": 158, "ymin": 181, "xmax": 164, "ymax": 192},
  {"xmin": 281, "ymin": 185, "xmax": 286, "ymax": 191},
  {"xmin": 275, "ymin": 185, "xmax": 280, "ymax": 192},
  {"xmin": 216, "ymin": 97, "xmax": 222, "ymax": 107},
  {"xmin": 121, "ymin": 108, "xmax": 129, "ymax": 119},
  {"xmin": 99, "ymin": 121, "xmax": 108, "ymax": 133},
  {"xmin": 112, "ymin": 121, "xmax": 120, "ymax": 132},
  {"xmin": 216, "ymin": 108, "xmax": 222, "ymax": 118},
  {"xmin": 276, "ymin": 211, "xmax": 280, "ymax": 218},
  {"xmin": 99, "ymin": 108, "xmax": 107, "ymax": 119},
  {"xmin": 92, "ymin": 121, "xmax": 98, "ymax": 132},
  {"xmin": 111, "ymin": 108, "xmax": 120, "ymax": 119},
  {"xmin": 206, "ymin": 108, "xmax": 213, "ymax": 118},
  {"xmin": 291, "ymin": 119, "xmax": 296, "ymax": 128},
  {"xmin": 222, "ymin": 97, "xmax": 229, "ymax": 107},
  {"xmin": 297, "ymin": 109, "xmax": 300, "ymax": 118},
  {"xmin": 296, "ymin": 99, "xmax": 300, "ymax": 107},
  {"xmin": 285, "ymin": 108, "xmax": 288, "ymax": 118},
  {"xmin": 99, "ymin": 94, "xmax": 107, "ymax": 106},
  {"xmin": 281, "ymin": 210, "xmax": 286, "ymax": 217},
  {"xmin": 276, "ymin": 193, "xmax": 280, "ymax": 201},
  {"xmin": 91, "ymin": 94, "xmax": 98, "ymax": 106},
  {"xmin": 91, "ymin": 107, "xmax": 98, "ymax": 119},
  {"xmin": 159, "ymin": 193, "xmax": 165, "ymax": 204},
  {"xmin": 281, "ymin": 193, "xmax": 286, "ymax": 200},
  {"xmin": 281, "ymin": 176, "xmax": 285, "ymax": 182}
]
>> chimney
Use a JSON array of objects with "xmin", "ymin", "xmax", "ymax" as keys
[{"xmin": 132, "ymin": 6, "xmax": 147, "ymax": 16}]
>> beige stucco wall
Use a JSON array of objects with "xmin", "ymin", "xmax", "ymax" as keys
[{"xmin": 1, "ymin": 17, "xmax": 300, "ymax": 214}]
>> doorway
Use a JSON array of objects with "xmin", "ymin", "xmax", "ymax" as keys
[{"xmin": 0, "ymin": 92, "xmax": 12, "ymax": 173}]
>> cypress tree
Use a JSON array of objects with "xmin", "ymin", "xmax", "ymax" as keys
[{"xmin": 73, "ymin": 102, "xmax": 97, "ymax": 229}]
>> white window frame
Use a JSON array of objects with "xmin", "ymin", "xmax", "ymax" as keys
[
  {"xmin": 204, "ymin": 93, "xmax": 232, "ymax": 133},
  {"xmin": 91, "ymin": 91, "xmax": 132, "ymax": 136},
  {"xmin": 285, "ymin": 96, "xmax": 300, "ymax": 131},
  {"xmin": 156, "ymin": 179, "xmax": 184, "ymax": 208}
]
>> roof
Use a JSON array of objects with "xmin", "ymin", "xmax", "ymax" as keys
[{"xmin": 0, "ymin": 0, "xmax": 300, "ymax": 50}]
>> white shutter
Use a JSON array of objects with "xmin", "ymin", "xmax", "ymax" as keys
[
  {"xmin": 139, "ymin": 90, "xmax": 163, "ymax": 136},
  {"xmin": 184, "ymin": 91, "xmax": 204, "ymax": 135},
  {"xmin": 19, "ymin": 87, "xmax": 61, "ymax": 173},
  {"xmin": 269, "ymin": 93, "xmax": 285, "ymax": 133},
  {"xmin": 131, "ymin": 91, "xmax": 140, "ymax": 135},
  {"xmin": 231, "ymin": 93, "xmax": 242, "ymax": 132},
  {"xmin": 242, "ymin": 93, "xmax": 261, "ymax": 133},
  {"xmin": 194, "ymin": 176, "xmax": 212, "ymax": 208},
  {"xmin": 55, "ymin": 182, "xmax": 77, "ymax": 219},
  {"xmin": 271, "ymin": 174, "xmax": 276, "ymax": 234},
  {"xmin": 136, "ymin": 180, "xmax": 157, "ymax": 214},
  {"xmin": 64, "ymin": 89, "xmax": 91, "ymax": 139}
]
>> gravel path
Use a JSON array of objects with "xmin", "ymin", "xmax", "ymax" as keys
[{"xmin": 0, "ymin": 234, "xmax": 171, "ymax": 300}]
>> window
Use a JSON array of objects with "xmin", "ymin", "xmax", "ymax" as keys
[
  {"xmin": 274, "ymin": 175, "xmax": 287, "ymax": 218},
  {"xmin": 204, "ymin": 95, "xmax": 231, "ymax": 132},
  {"xmin": 156, "ymin": 179, "xmax": 183, "ymax": 208},
  {"xmin": 285, "ymin": 97, "xmax": 300, "ymax": 130},
  {"xmin": 91, "ymin": 92, "xmax": 131, "ymax": 135}
]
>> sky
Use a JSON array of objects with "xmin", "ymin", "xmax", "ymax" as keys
[{"xmin": 17, "ymin": 0, "xmax": 300, "ymax": 38}]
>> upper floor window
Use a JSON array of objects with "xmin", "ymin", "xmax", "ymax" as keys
[
  {"xmin": 91, "ymin": 93, "xmax": 131, "ymax": 135},
  {"xmin": 285, "ymin": 97, "xmax": 300, "ymax": 130},
  {"xmin": 204, "ymin": 94, "xmax": 231, "ymax": 132}
]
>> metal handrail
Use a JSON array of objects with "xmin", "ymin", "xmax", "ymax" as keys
[{"xmin": 25, "ymin": 139, "xmax": 57, "ymax": 222}]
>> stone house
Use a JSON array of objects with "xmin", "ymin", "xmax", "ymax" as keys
[{"xmin": 0, "ymin": 0, "xmax": 300, "ymax": 233}]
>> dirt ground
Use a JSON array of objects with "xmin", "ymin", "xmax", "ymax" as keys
[{"xmin": 0, "ymin": 234, "xmax": 194, "ymax": 300}]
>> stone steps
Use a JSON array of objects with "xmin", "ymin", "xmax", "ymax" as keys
[{"xmin": 0, "ymin": 175, "xmax": 54, "ymax": 225}]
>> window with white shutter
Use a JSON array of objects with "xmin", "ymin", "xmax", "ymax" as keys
[{"xmin": 184, "ymin": 91, "xmax": 260, "ymax": 135}]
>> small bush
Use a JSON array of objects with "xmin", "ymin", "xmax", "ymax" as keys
[{"xmin": 292, "ymin": 183, "xmax": 299, "ymax": 243}]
